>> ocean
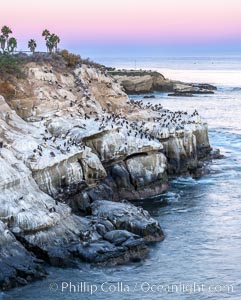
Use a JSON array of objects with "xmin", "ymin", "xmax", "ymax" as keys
[
  {"xmin": 2, "ymin": 56, "xmax": 241, "ymax": 300},
  {"xmin": 96, "ymin": 55, "xmax": 241, "ymax": 86}
]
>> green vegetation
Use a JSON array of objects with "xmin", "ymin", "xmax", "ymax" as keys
[
  {"xmin": 60, "ymin": 49, "xmax": 81, "ymax": 67},
  {"xmin": 0, "ymin": 54, "xmax": 25, "ymax": 77},
  {"xmin": 0, "ymin": 26, "xmax": 22, "ymax": 77},
  {"xmin": 0, "ymin": 24, "xmax": 106, "ymax": 78},
  {"xmin": 0, "ymin": 25, "xmax": 61, "ymax": 54},
  {"xmin": 28, "ymin": 39, "xmax": 37, "ymax": 53},
  {"xmin": 8, "ymin": 37, "xmax": 17, "ymax": 53},
  {"xmin": 0, "ymin": 25, "xmax": 17, "ymax": 54},
  {"xmin": 0, "ymin": 35, "xmax": 5, "ymax": 52},
  {"xmin": 60, "ymin": 49, "xmax": 105, "ymax": 69},
  {"xmin": 42, "ymin": 29, "xmax": 60, "ymax": 53}
]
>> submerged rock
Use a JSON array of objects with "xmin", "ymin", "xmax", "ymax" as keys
[
  {"xmin": 168, "ymin": 91, "xmax": 214, "ymax": 97},
  {"xmin": 168, "ymin": 92, "xmax": 194, "ymax": 97},
  {"xmin": 143, "ymin": 95, "xmax": 155, "ymax": 99}
]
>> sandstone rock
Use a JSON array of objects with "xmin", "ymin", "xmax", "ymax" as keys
[
  {"xmin": 125, "ymin": 152, "xmax": 167, "ymax": 188},
  {"xmin": 80, "ymin": 152, "xmax": 107, "ymax": 185},
  {"xmin": 110, "ymin": 163, "xmax": 134, "ymax": 190},
  {"xmin": 0, "ymin": 61, "xmax": 214, "ymax": 289},
  {"xmin": 162, "ymin": 132, "xmax": 198, "ymax": 174},
  {"xmin": 109, "ymin": 70, "xmax": 173, "ymax": 94},
  {"xmin": 193, "ymin": 124, "xmax": 212, "ymax": 158},
  {"xmin": 83, "ymin": 129, "xmax": 163, "ymax": 163},
  {"xmin": 109, "ymin": 69, "xmax": 216, "ymax": 95}
]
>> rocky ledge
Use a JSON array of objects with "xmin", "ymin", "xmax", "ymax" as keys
[
  {"xmin": 108, "ymin": 69, "xmax": 217, "ymax": 95},
  {"xmin": 0, "ymin": 60, "xmax": 218, "ymax": 290}
]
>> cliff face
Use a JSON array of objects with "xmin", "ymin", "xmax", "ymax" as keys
[
  {"xmin": 108, "ymin": 70, "xmax": 217, "ymax": 95},
  {"xmin": 0, "ymin": 62, "xmax": 212, "ymax": 289},
  {"xmin": 108, "ymin": 70, "xmax": 173, "ymax": 93}
]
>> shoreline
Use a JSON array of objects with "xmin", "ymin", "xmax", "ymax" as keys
[
  {"xmin": 108, "ymin": 69, "xmax": 217, "ymax": 95},
  {"xmin": 0, "ymin": 58, "xmax": 220, "ymax": 290}
]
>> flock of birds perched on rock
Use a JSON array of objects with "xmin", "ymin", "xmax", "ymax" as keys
[
  {"xmin": 128, "ymin": 99, "xmax": 164, "ymax": 112},
  {"xmin": 31, "ymin": 125, "xmax": 86, "ymax": 160},
  {"xmin": 27, "ymin": 67, "xmax": 201, "ymax": 162}
]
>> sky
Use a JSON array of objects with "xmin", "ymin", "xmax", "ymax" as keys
[{"xmin": 1, "ymin": 0, "xmax": 241, "ymax": 58}]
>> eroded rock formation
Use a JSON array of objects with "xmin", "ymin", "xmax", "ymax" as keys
[
  {"xmin": 0, "ymin": 62, "xmax": 213, "ymax": 289},
  {"xmin": 109, "ymin": 69, "xmax": 217, "ymax": 95}
]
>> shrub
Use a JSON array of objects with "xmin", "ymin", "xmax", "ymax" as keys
[
  {"xmin": 60, "ymin": 50, "xmax": 81, "ymax": 67},
  {"xmin": 60, "ymin": 49, "xmax": 106, "ymax": 70},
  {"xmin": 0, "ymin": 53, "xmax": 25, "ymax": 78}
]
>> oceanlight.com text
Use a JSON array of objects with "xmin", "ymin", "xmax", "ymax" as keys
[{"xmin": 49, "ymin": 281, "xmax": 234, "ymax": 295}]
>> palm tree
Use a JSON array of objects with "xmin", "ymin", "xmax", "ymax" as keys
[
  {"xmin": 51, "ymin": 34, "xmax": 60, "ymax": 53},
  {"xmin": 42, "ymin": 29, "xmax": 50, "ymax": 40},
  {"xmin": 42, "ymin": 29, "xmax": 50, "ymax": 52},
  {"xmin": 1, "ymin": 26, "xmax": 12, "ymax": 39},
  {"xmin": 1, "ymin": 26, "xmax": 12, "ymax": 48},
  {"xmin": 28, "ymin": 39, "xmax": 37, "ymax": 53},
  {"xmin": 0, "ymin": 35, "xmax": 6, "ymax": 52},
  {"xmin": 7, "ymin": 37, "xmax": 17, "ymax": 53},
  {"xmin": 46, "ymin": 40, "xmax": 51, "ymax": 53},
  {"xmin": 54, "ymin": 35, "xmax": 60, "ymax": 52},
  {"xmin": 42, "ymin": 30, "xmax": 61, "ymax": 53}
]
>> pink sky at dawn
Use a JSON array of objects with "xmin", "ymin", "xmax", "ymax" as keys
[{"xmin": 1, "ymin": 0, "xmax": 241, "ymax": 55}]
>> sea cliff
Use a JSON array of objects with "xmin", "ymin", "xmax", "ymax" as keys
[
  {"xmin": 0, "ymin": 60, "xmax": 215, "ymax": 289},
  {"xmin": 109, "ymin": 69, "xmax": 217, "ymax": 96}
]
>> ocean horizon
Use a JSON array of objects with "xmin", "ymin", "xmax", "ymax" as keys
[{"xmin": 94, "ymin": 56, "xmax": 241, "ymax": 86}]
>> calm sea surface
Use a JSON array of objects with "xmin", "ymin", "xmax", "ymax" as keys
[{"xmin": 2, "ymin": 56, "xmax": 241, "ymax": 300}]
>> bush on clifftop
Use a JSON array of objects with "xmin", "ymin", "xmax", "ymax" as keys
[
  {"xmin": 0, "ymin": 53, "xmax": 25, "ymax": 78},
  {"xmin": 60, "ymin": 50, "xmax": 81, "ymax": 67},
  {"xmin": 60, "ymin": 49, "xmax": 105, "ymax": 70}
]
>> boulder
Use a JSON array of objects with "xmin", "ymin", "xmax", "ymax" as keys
[
  {"xmin": 0, "ymin": 221, "xmax": 46, "ymax": 290},
  {"xmin": 91, "ymin": 200, "xmax": 164, "ymax": 241}
]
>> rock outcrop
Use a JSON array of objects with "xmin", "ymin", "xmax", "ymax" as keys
[
  {"xmin": 108, "ymin": 70, "xmax": 173, "ymax": 93},
  {"xmin": 109, "ymin": 69, "xmax": 217, "ymax": 95},
  {"xmin": 0, "ymin": 61, "xmax": 214, "ymax": 290},
  {"xmin": 0, "ymin": 221, "xmax": 46, "ymax": 290}
]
